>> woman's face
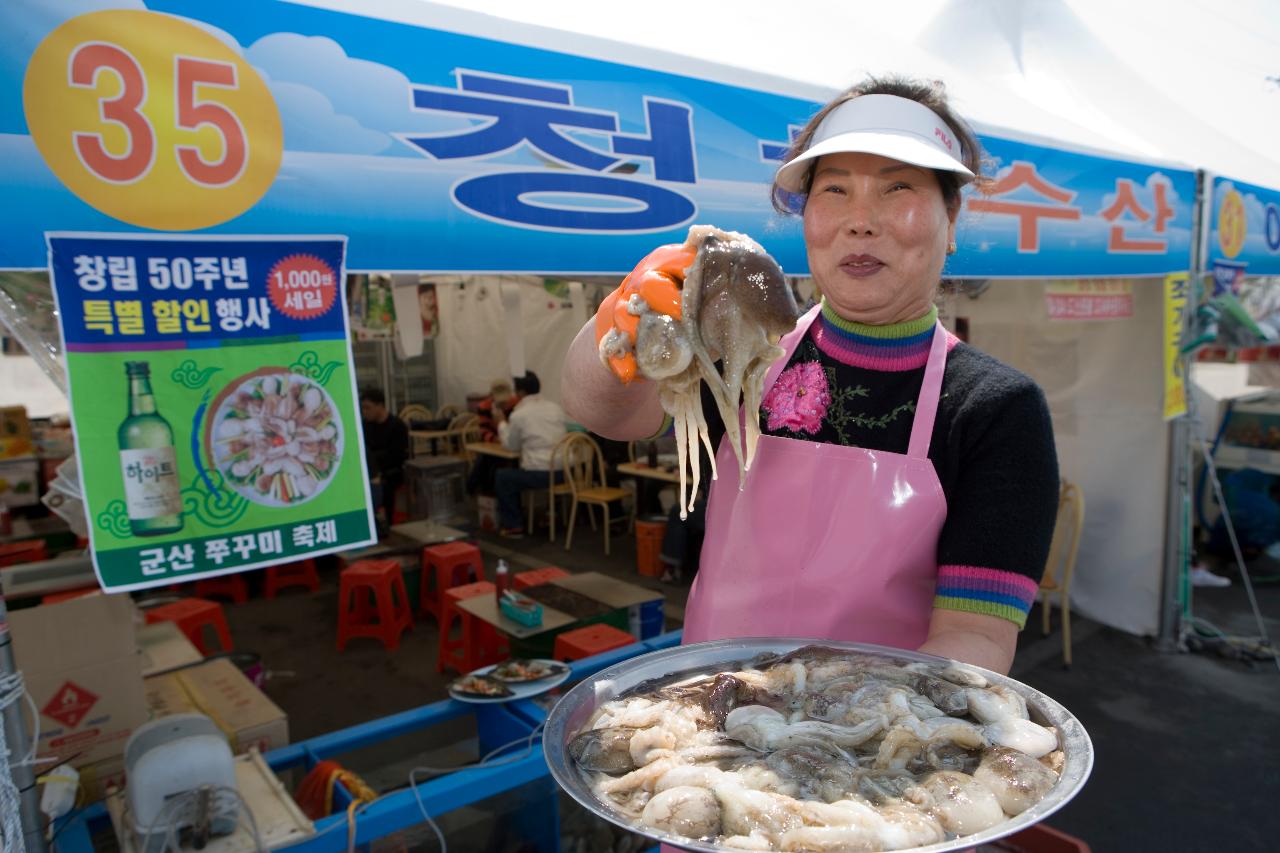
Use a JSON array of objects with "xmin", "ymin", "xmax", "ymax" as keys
[{"xmin": 803, "ymin": 151, "xmax": 957, "ymax": 325}]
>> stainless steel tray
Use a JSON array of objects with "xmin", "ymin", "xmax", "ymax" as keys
[{"xmin": 544, "ymin": 638, "xmax": 1093, "ymax": 853}]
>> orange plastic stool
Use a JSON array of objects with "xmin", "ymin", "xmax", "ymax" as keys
[
  {"xmin": 264, "ymin": 559, "xmax": 320, "ymax": 598},
  {"xmin": 195, "ymin": 573, "xmax": 250, "ymax": 604},
  {"xmin": 513, "ymin": 566, "xmax": 570, "ymax": 591},
  {"xmin": 436, "ymin": 581, "xmax": 508, "ymax": 674},
  {"xmin": 0, "ymin": 541, "xmax": 49, "ymax": 568},
  {"xmin": 42, "ymin": 587, "xmax": 98, "ymax": 605},
  {"xmin": 634, "ymin": 519, "xmax": 667, "ymax": 577},
  {"xmin": 337, "ymin": 560, "xmax": 413, "ymax": 651},
  {"xmin": 553, "ymin": 623, "xmax": 636, "ymax": 662},
  {"xmin": 145, "ymin": 598, "xmax": 233, "ymax": 655},
  {"xmin": 420, "ymin": 542, "xmax": 485, "ymax": 621}
]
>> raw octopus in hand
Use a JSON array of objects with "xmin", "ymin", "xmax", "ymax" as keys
[{"xmin": 597, "ymin": 225, "xmax": 800, "ymax": 517}]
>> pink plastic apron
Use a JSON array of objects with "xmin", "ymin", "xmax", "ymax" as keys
[
  {"xmin": 658, "ymin": 306, "xmax": 952, "ymax": 853},
  {"xmin": 682, "ymin": 303, "xmax": 950, "ymax": 647}
]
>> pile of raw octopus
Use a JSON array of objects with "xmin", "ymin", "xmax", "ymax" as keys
[{"xmin": 568, "ymin": 646, "xmax": 1063, "ymax": 851}]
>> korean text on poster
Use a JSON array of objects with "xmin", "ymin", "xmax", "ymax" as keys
[{"xmin": 47, "ymin": 233, "xmax": 375, "ymax": 592}]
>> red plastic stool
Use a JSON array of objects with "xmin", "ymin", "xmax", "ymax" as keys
[
  {"xmin": 0, "ymin": 541, "xmax": 49, "ymax": 568},
  {"xmin": 436, "ymin": 581, "xmax": 508, "ymax": 674},
  {"xmin": 145, "ymin": 598, "xmax": 233, "ymax": 655},
  {"xmin": 513, "ymin": 566, "xmax": 570, "ymax": 591},
  {"xmin": 420, "ymin": 542, "xmax": 485, "ymax": 621},
  {"xmin": 337, "ymin": 560, "xmax": 412, "ymax": 651},
  {"xmin": 194, "ymin": 573, "xmax": 250, "ymax": 604},
  {"xmin": 42, "ymin": 587, "xmax": 98, "ymax": 605},
  {"xmin": 264, "ymin": 559, "xmax": 320, "ymax": 598},
  {"xmin": 553, "ymin": 623, "xmax": 636, "ymax": 662}
]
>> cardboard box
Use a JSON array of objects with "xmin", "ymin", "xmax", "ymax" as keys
[
  {"xmin": 78, "ymin": 658, "xmax": 291, "ymax": 802},
  {"xmin": 0, "ymin": 405, "xmax": 34, "ymax": 460},
  {"xmin": 143, "ymin": 658, "xmax": 288, "ymax": 756},
  {"xmin": 8, "ymin": 593, "xmax": 149, "ymax": 768},
  {"xmin": 136, "ymin": 621, "xmax": 203, "ymax": 677}
]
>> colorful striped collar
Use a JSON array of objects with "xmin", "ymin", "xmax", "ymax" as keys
[{"xmin": 812, "ymin": 303, "xmax": 950, "ymax": 371}]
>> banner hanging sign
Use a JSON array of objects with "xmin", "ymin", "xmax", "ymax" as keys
[
  {"xmin": 48, "ymin": 232, "xmax": 374, "ymax": 592},
  {"xmin": 1207, "ymin": 176, "xmax": 1280, "ymax": 282},
  {"xmin": 3, "ymin": 0, "xmax": 1195, "ymax": 278}
]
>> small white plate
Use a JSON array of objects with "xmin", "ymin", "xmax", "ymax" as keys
[{"xmin": 448, "ymin": 659, "xmax": 572, "ymax": 704}]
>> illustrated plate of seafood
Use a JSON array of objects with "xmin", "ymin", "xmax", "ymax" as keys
[
  {"xmin": 207, "ymin": 370, "xmax": 342, "ymax": 507},
  {"xmin": 544, "ymin": 639, "xmax": 1092, "ymax": 853},
  {"xmin": 449, "ymin": 659, "xmax": 572, "ymax": 704}
]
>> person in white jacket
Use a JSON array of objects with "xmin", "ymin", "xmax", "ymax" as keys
[{"xmin": 492, "ymin": 371, "xmax": 567, "ymax": 537}]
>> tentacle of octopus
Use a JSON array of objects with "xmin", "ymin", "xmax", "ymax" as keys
[
  {"xmin": 680, "ymin": 246, "xmax": 745, "ymax": 487},
  {"xmin": 683, "ymin": 396, "xmax": 702, "ymax": 514},
  {"xmin": 693, "ymin": 390, "xmax": 720, "ymax": 483},
  {"xmin": 741, "ymin": 353, "xmax": 776, "ymax": 471}
]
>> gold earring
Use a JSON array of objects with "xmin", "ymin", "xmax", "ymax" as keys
[{"xmin": 947, "ymin": 241, "xmax": 958, "ymax": 255}]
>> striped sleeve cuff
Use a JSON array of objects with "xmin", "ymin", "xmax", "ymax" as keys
[
  {"xmin": 933, "ymin": 565, "xmax": 1041, "ymax": 629},
  {"xmin": 645, "ymin": 413, "xmax": 674, "ymax": 440}
]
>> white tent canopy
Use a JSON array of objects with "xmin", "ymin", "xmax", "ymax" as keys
[{"xmin": 309, "ymin": 0, "xmax": 1280, "ymax": 185}]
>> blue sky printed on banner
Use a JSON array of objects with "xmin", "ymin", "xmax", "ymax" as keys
[
  {"xmin": 0, "ymin": 0, "xmax": 1195, "ymax": 277},
  {"xmin": 1209, "ymin": 178, "xmax": 1280, "ymax": 276}
]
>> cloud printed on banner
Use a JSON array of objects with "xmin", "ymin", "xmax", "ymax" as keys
[
  {"xmin": 244, "ymin": 33, "xmax": 471, "ymax": 156},
  {"xmin": 1217, "ymin": 181, "xmax": 1280, "ymax": 263}
]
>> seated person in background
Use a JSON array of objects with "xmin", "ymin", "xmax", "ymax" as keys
[
  {"xmin": 493, "ymin": 371, "xmax": 567, "ymax": 538},
  {"xmin": 360, "ymin": 387, "xmax": 409, "ymax": 536},
  {"xmin": 476, "ymin": 379, "xmax": 516, "ymax": 442},
  {"xmin": 659, "ymin": 487, "xmax": 706, "ymax": 584},
  {"xmin": 467, "ymin": 379, "xmax": 518, "ymax": 495}
]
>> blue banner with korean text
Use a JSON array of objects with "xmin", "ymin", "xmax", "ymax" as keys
[
  {"xmin": 1207, "ymin": 176, "xmax": 1280, "ymax": 285},
  {"xmin": 48, "ymin": 232, "xmax": 375, "ymax": 592},
  {"xmin": 3, "ymin": 0, "xmax": 1195, "ymax": 279}
]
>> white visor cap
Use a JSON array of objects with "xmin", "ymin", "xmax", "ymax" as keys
[{"xmin": 774, "ymin": 94, "xmax": 975, "ymax": 194}]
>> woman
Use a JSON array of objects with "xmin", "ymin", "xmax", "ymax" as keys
[{"xmin": 561, "ymin": 76, "xmax": 1059, "ymax": 676}]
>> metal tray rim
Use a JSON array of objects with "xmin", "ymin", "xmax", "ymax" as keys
[{"xmin": 543, "ymin": 637, "xmax": 1094, "ymax": 853}]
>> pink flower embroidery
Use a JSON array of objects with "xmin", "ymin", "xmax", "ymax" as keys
[{"xmin": 762, "ymin": 362, "xmax": 830, "ymax": 434}]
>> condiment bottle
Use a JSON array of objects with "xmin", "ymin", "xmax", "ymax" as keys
[
  {"xmin": 0, "ymin": 501, "xmax": 11, "ymax": 536},
  {"xmin": 494, "ymin": 558, "xmax": 509, "ymax": 602}
]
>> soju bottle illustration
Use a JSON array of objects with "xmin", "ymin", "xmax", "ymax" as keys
[{"xmin": 118, "ymin": 361, "xmax": 184, "ymax": 536}]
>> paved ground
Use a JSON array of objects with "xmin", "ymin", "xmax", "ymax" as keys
[{"xmin": 214, "ymin": 518, "xmax": 1280, "ymax": 853}]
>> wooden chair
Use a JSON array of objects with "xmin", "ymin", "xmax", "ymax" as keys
[
  {"xmin": 526, "ymin": 433, "xmax": 582, "ymax": 539},
  {"xmin": 1040, "ymin": 480, "xmax": 1084, "ymax": 668},
  {"xmin": 400, "ymin": 404, "xmax": 434, "ymax": 456},
  {"xmin": 437, "ymin": 403, "xmax": 463, "ymax": 420},
  {"xmin": 446, "ymin": 412, "xmax": 480, "ymax": 458},
  {"xmin": 398, "ymin": 404, "xmax": 433, "ymax": 424},
  {"xmin": 560, "ymin": 433, "xmax": 633, "ymax": 555}
]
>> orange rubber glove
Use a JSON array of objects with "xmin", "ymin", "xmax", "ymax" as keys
[{"xmin": 594, "ymin": 242, "xmax": 697, "ymax": 383}]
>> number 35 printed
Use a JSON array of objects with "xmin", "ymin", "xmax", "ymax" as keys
[
  {"xmin": 24, "ymin": 9, "xmax": 282, "ymax": 230},
  {"xmin": 70, "ymin": 45, "xmax": 246, "ymax": 187}
]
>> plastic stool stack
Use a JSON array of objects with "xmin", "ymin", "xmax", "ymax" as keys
[
  {"xmin": 513, "ymin": 566, "xmax": 570, "ymax": 590},
  {"xmin": 264, "ymin": 559, "xmax": 320, "ymax": 598},
  {"xmin": 419, "ymin": 542, "xmax": 485, "ymax": 621},
  {"xmin": 0, "ymin": 540, "xmax": 48, "ymax": 568},
  {"xmin": 145, "ymin": 598, "xmax": 233, "ymax": 655},
  {"xmin": 436, "ymin": 581, "xmax": 508, "ymax": 674},
  {"xmin": 194, "ymin": 573, "xmax": 250, "ymax": 604},
  {"xmin": 553, "ymin": 623, "xmax": 635, "ymax": 662},
  {"xmin": 336, "ymin": 559, "xmax": 413, "ymax": 651}
]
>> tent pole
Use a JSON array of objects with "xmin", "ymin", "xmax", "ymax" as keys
[
  {"xmin": 1157, "ymin": 170, "xmax": 1212, "ymax": 652},
  {"xmin": 1, "ymin": 572, "xmax": 49, "ymax": 853}
]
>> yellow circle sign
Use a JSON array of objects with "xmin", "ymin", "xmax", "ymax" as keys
[
  {"xmin": 23, "ymin": 10, "xmax": 282, "ymax": 231},
  {"xmin": 1217, "ymin": 187, "xmax": 1247, "ymax": 260}
]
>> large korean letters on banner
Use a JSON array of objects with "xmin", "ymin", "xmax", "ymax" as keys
[{"xmin": 48, "ymin": 234, "xmax": 375, "ymax": 592}]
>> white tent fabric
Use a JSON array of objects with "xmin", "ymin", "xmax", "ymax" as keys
[
  {"xmin": 919, "ymin": 0, "xmax": 1280, "ymax": 190},
  {"xmin": 954, "ymin": 280, "xmax": 1169, "ymax": 636},
  {"xmin": 433, "ymin": 276, "xmax": 586, "ymax": 410}
]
